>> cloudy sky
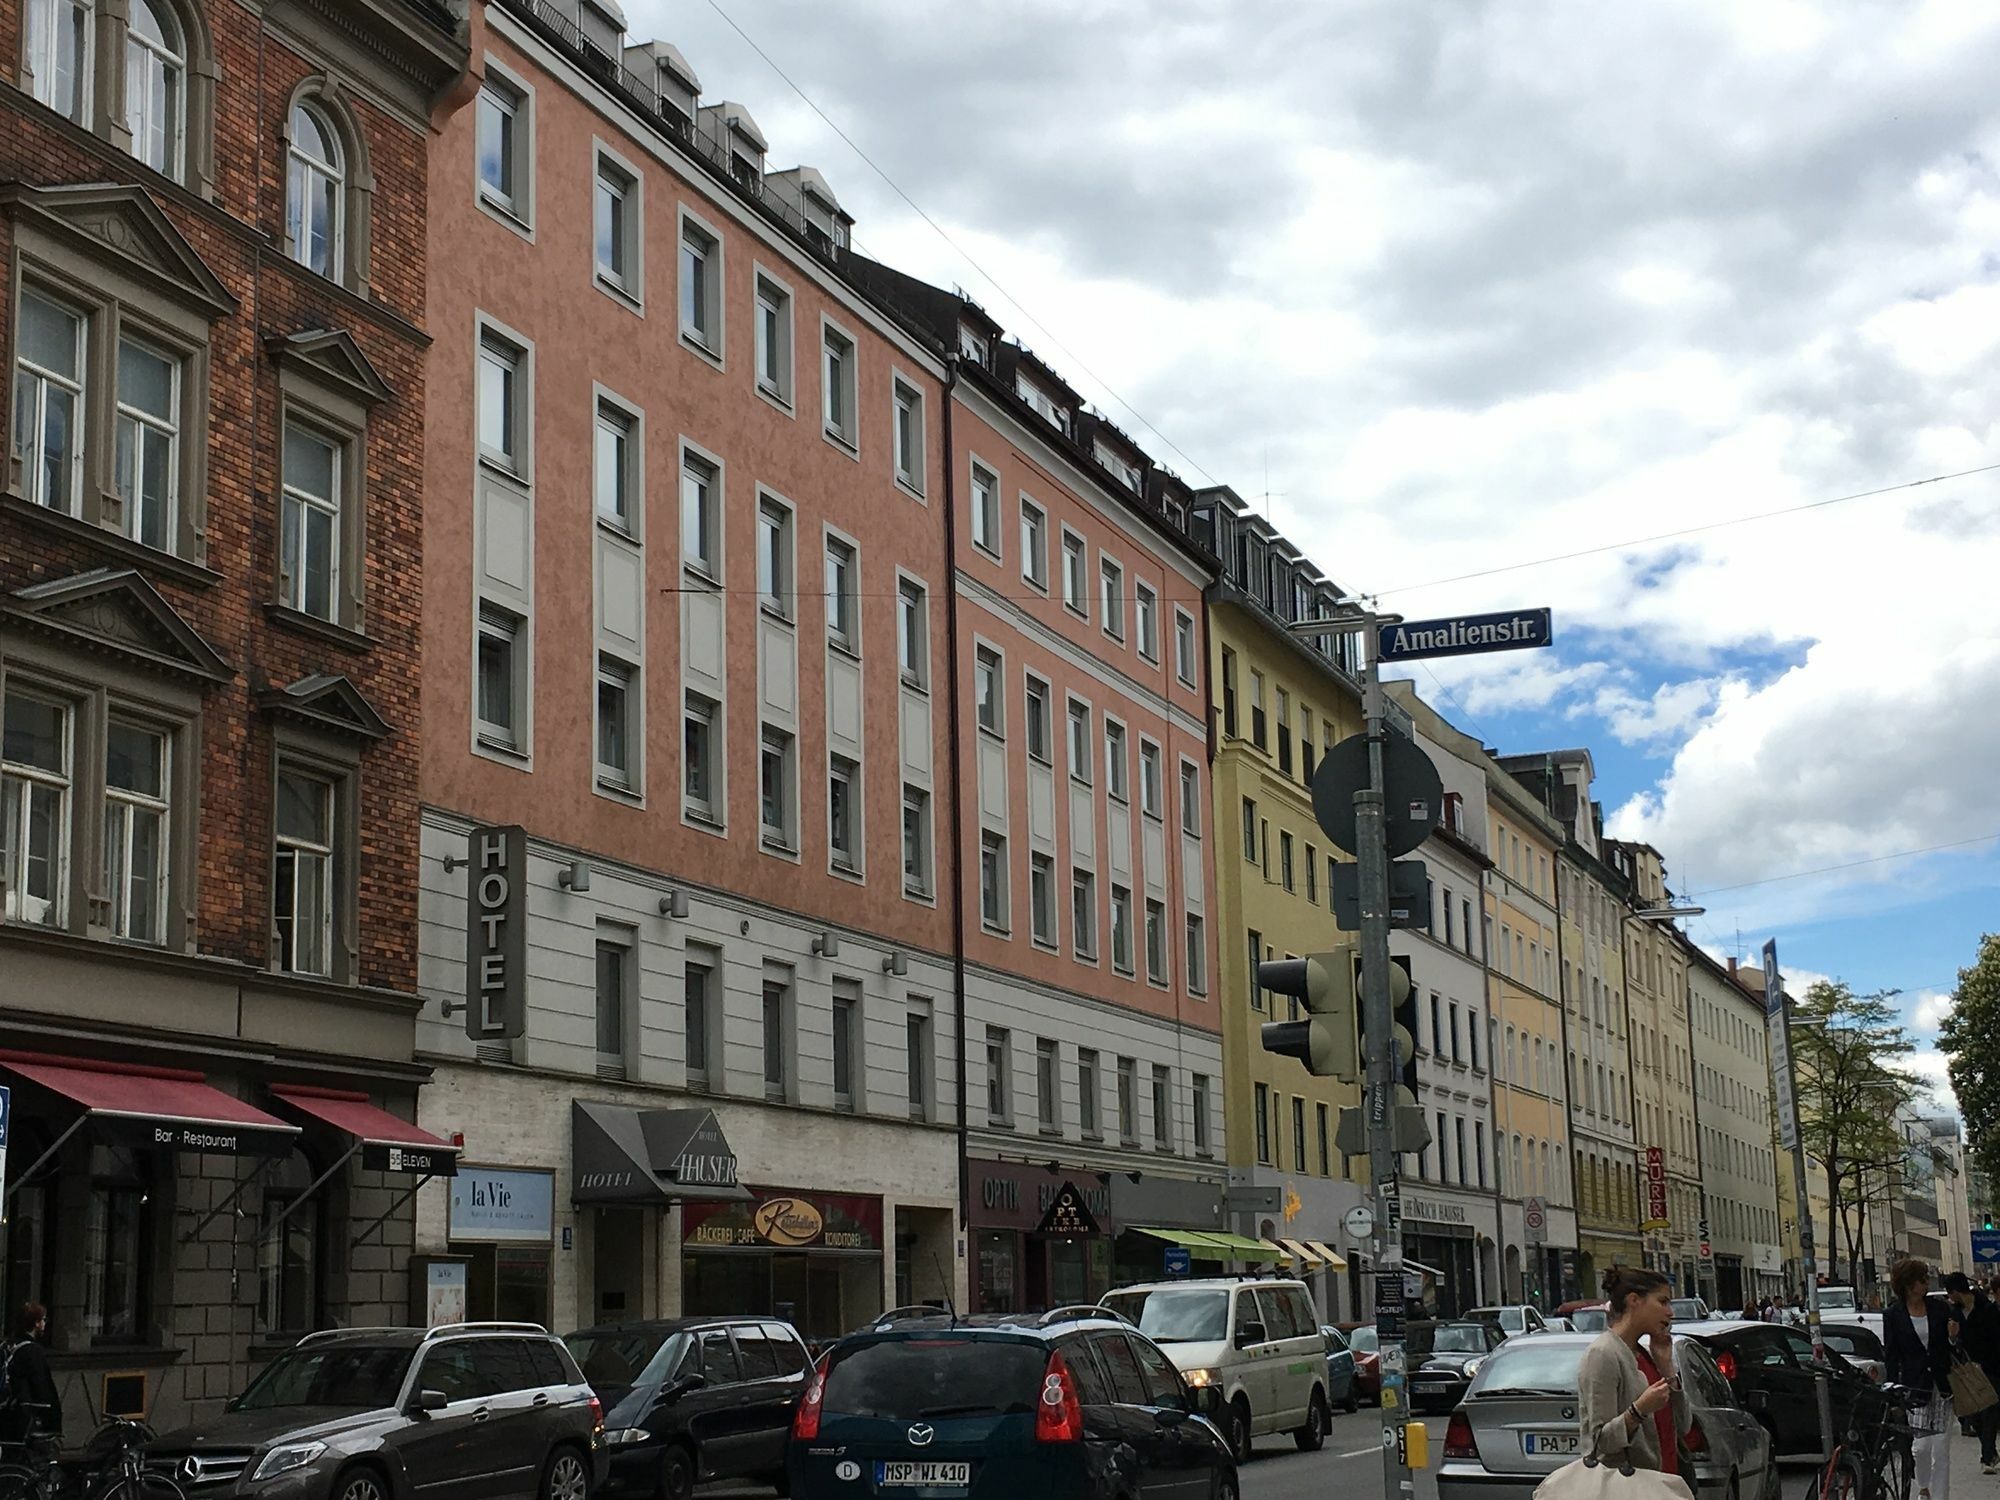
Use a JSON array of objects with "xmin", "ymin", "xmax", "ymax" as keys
[{"xmin": 634, "ymin": 0, "xmax": 2000, "ymax": 1107}]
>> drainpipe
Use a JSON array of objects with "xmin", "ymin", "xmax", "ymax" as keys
[{"xmin": 941, "ymin": 363, "xmax": 970, "ymax": 1281}]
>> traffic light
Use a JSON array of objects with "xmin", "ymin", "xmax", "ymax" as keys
[
  {"xmin": 1357, "ymin": 954, "xmax": 1418, "ymax": 1106},
  {"xmin": 1258, "ymin": 952, "xmax": 1360, "ymax": 1080}
]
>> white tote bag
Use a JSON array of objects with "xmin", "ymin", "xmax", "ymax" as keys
[{"xmin": 1535, "ymin": 1432, "xmax": 1696, "ymax": 1500}]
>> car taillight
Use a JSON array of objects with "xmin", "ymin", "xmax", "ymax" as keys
[
  {"xmin": 1035, "ymin": 1350, "xmax": 1084, "ymax": 1444},
  {"xmin": 588, "ymin": 1395, "xmax": 603, "ymax": 1435},
  {"xmin": 1444, "ymin": 1412, "xmax": 1477, "ymax": 1460},
  {"xmin": 793, "ymin": 1356, "xmax": 827, "ymax": 1441},
  {"xmin": 1716, "ymin": 1351, "xmax": 1737, "ymax": 1382}
]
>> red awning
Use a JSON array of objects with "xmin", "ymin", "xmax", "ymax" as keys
[
  {"xmin": 271, "ymin": 1086, "xmax": 459, "ymax": 1178},
  {"xmin": 0, "ymin": 1050, "xmax": 298, "ymax": 1156}
]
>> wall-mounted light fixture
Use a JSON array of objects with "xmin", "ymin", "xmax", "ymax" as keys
[
  {"xmin": 882, "ymin": 951, "xmax": 908, "ymax": 977},
  {"xmin": 811, "ymin": 932, "xmax": 841, "ymax": 958},
  {"xmin": 659, "ymin": 889, "xmax": 690, "ymax": 918},
  {"xmin": 557, "ymin": 860, "xmax": 591, "ymax": 892}
]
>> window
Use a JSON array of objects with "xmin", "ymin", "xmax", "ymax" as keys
[
  {"xmin": 286, "ymin": 102, "xmax": 344, "ymax": 279},
  {"xmin": 1104, "ymin": 721, "xmax": 1128, "ymax": 802},
  {"xmin": 1455, "ymin": 1116, "xmax": 1468, "ymax": 1186},
  {"xmin": 125, "ymin": 0, "xmax": 184, "ymax": 178},
  {"xmin": 86, "ymin": 1176, "xmax": 148, "ymax": 1341},
  {"xmin": 1241, "ymin": 796, "xmax": 1258, "ymax": 862},
  {"xmin": 2, "ymin": 692, "xmax": 71, "ymax": 927},
  {"xmin": 1132, "ymin": 742, "xmax": 1162, "ymax": 819},
  {"xmin": 594, "ymin": 656, "xmax": 637, "ymax": 791},
  {"xmin": 278, "ymin": 421, "xmax": 343, "ymax": 622},
  {"xmin": 1135, "ymin": 582, "xmax": 1159, "ymax": 662},
  {"xmin": 1276, "ymin": 687, "xmax": 1293, "ymax": 774},
  {"xmin": 113, "ymin": 335, "xmax": 180, "ymax": 550},
  {"xmin": 1078, "ymin": 1050, "xmax": 1100, "ymax": 1137},
  {"xmin": 828, "ymin": 755, "xmax": 859, "ymax": 872},
  {"xmin": 1316, "ymin": 1102, "xmax": 1330, "ymax": 1175},
  {"xmin": 971, "ymin": 462, "xmax": 1000, "ymax": 554},
  {"xmin": 478, "ymin": 332, "xmax": 524, "ymax": 473},
  {"xmin": 824, "ymin": 534, "xmax": 858, "ymax": 651},
  {"xmin": 1020, "ymin": 498, "xmax": 1047, "ymax": 586},
  {"xmin": 1279, "ymin": 831, "xmax": 1294, "ymax": 891},
  {"xmin": 257, "ymin": 1151, "xmax": 320, "ymax": 1334},
  {"xmin": 1193, "ymin": 1077, "xmax": 1211, "ymax": 1155},
  {"xmin": 1174, "ymin": 610, "xmax": 1197, "ymax": 687},
  {"xmin": 1248, "ymin": 929, "xmax": 1264, "ymax": 1010},
  {"xmin": 594, "ymin": 399, "xmax": 634, "ymax": 532},
  {"xmin": 985, "ymin": 1027, "xmax": 1011, "ymax": 1124},
  {"xmin": 822, "ymin": 324, "xmax": 857, "ymax": 447},
  {"xmin": 1299, "ymin": 706, "xmax": 1315, "ymax": 777},
  {"xmin": 979, "ymin": 831, "xmax": 1008, "ymax": 931},
  {"xmin": 1153, "ymin": 1065, "xmax": 1173, "ymax": 1149},
  {"xmin": 594, "ymin": 934, "xmax": 630, "ymax": 1077},
  {"xmin": 1061, "ymin": 530, "xmax": 1087, "ymax": 613},
  {"xmin": 1249, "ymin": 670, "xmax": 1267, "ymax": 747},
  {"xmin": 24, "ymin": 0, "xmax": 90, "ymax": 120},
  {"xmin": 1071, "ymin": 868, "xmax": 1096, "ymax": 958},
  {"xmin": 905, "ymin": 1002, "xmax": 932, "ymax": 1120},
  {"xmin": 1178, "ymin": 762, "xmax": 1202, "ymax": 834},
  {"xmin": 757, "ymin": 498, "xmax": 793, "ymax": 618},
  {"xmin": 476, "ymin": 75, "xmax": 527, "ymax": 219},
  {"xmin": 1254, "ymin": 1082, "xmax": 1271, "ymax": 1164},
  {"xmin": 1292, "ymin": 1096, "xmax": 1306, "ymax": 1170},
  {"xmin": 901, "ymin": 784, "xmax": 932, "ymax": 897},
  {"xmin": 678, "ymin": 449, "xmax": 718, "ymax": 579},
  {"xmin": 1066, "ymin": 700, "xmax": 1092, "ymax": 785},
  {"xmin": 832, "ymin": 988, "xmax": 858, "ymax": 1111},
  {"xmin": 894, "ymin": 577, "xmax": 930, "ymax": 688},
  {"xmin": 1024, "ymin": 677, "xmax": 1052, "ymax": 763},
  {"xmin": 13, "ymin": 290, "xmax": 85, "ymax": 514},
  {"xmin": 1037, "ymin": 1038, "xmax": 1059, "ymax": 1131},
  {"xmin": 1117, "ymin": 1057, "xmax": 1137, "ymax": 1143},
  {"xmin": 684, "ymin": 955, "xmax": 716, "ymax": 1089},
  {"xmin": 682, "ymin": 692, "xmax": 718, "ymax": 823},
  {"xmin": 1109, "ymin": 883, "xmax": 1133, "ymax": 974},
  {"xmin": 1220, "ymin": 649, "xmax": 1238, "ymax": 737},
  {"xmin": 1305, "ymin": 844, "xmax": 1318, "ymax": 904},
  {"xmin": 754, "ymin": 273, "xmax": 792, "ymax": 401},
  {"xmin": 1184, "ymin": 913, "xmax": 1206, "ymax": 994},
  {"xmin": 273, "ymin": 767, "xmax": 334, "ymax": 976},
  {"xmin": 974, "ymin": 646, "xmax": 1003, "ymax": 734},
  {"xmin": 102, "ymin": 722, "xmax": 167, "ymax": 944},
  {"xmin": 1100, "ymin": 557, "xmax": 1125, "ymax": 640},
  {"xmin": 1029, "ymin": 851, "xmax": 1057, "ymax": 947},
  {"xmin": 471, "ymin": 606, "xmax": 523, "ymax": 752},
  {"xmin": 758, "ymin": 726, "xmax": 795, "ymax": 849},
  {"xmin": 1144, "ymin": 899, "xmax": 1167, "ymax": 984},
  {"xmin": 762, "ymin": 978, "xmax": 790, "ymax": 1100},
  {"xmin": 594, "ymin": 153, "xmax": 639, "ymax": 300},
  {"xmin": 893, "ymin": 378, "xmax": 925, "ymax": 493}
]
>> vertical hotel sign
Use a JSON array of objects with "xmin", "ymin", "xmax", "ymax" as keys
[
  {"xmin": 465, "ymin": 823, "xmax": 528, "ymax": 1041},
  {"xmin": 1764, "ymin": 939, "xmax": 1799, "ymax": 1153},
  {"xmin": 1641, "ymin": 1146, "xmax": 1669, "ymax": 1230}
]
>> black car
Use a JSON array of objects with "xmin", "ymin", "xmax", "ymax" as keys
[
  {"xmin": 147, "ymin": 1323, "xmax": 604, "ymax": 1500},
  {"xmin": 789, "ymin": 1310, "xmax": 1238, "ymax": 1500},
  {"xmin": 1408, "ymin": 1322, "xmax": 1505, "ymax": 1414},
  {"xmin": 566, "ymin": 1317, "xmax": 809, "ymax": 1500},
  {"xmin": 1680, "ymin": 1320, "xmax": 1887, "ymax": 1456}
]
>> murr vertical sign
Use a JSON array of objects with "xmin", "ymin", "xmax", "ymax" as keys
[{"xmin": 464, "ymin": 823, "xmax": 528, "ymax": 1041}]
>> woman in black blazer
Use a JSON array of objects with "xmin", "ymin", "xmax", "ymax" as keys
[{"xmin": 1882, "ymin": 1260, "xmax": 1961, "ymax": 1500}]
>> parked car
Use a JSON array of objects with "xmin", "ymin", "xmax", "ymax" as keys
[
  {"xmin": 1672, "ymin": 1297, "xmax": 1715, "ymax": 1322},
  {"xmin": 1816, "ymin": 1286, "xmax": 1860, "ymax": 1316},
  {"xmin": 1436, "ymin": 1330, "xmax": 1776, "ymax": 1500},
  {"xmin": 1337, "ymin": 1323, "xmax": 1381, "ymax": 1404},
  {"xmin": 566, "ymin": 1316, "xmax": 809, "ymax": 1500},
  {"xmin": 1558, "ymin": 1301, "xmax": 1609, "ymax": 1334},
  {"xmin": 787, "ymin": 1310, "xmax": 1238, "ymax": 1500},
  {"xmin": 1101, "ymin": 1279, "xmax": 1331, "ymax": 1462},
  {"xmin": 1408, "ymin": 1322, "xmax": 1506, "ymax": 1414},
  {"xmin": 1467, "ymin": 1305, "xmax": 1550, "ymax": 1339},
  {"xmin": 1815, "ymin": 1323, "xmax": 1887, "ymax": 1384},
  {"xmin": 1541, "ymin": 1318, "xmax": 1574, "ymax": 1333},
  {"xmin": 146, "ymin": 1323, "xmax": 605, "ymax": 1500},
  {"xmin": 1678, "ymin": 1320, "xmax": 1887, "ymax": 1457},
  {"xmin": 1319, "ymin": 1327, "xmax": 1360, "ymax": 1413}
]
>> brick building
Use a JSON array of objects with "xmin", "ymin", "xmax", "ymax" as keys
[{"xmin": 0, "ymin": 0, "xmax": 466, "ymax": 1428}]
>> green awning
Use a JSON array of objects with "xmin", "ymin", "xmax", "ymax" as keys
[
  {"xmin": 1126, "ymin": 1225, "xmax": 1219, "ymax": 1251},
  {"xmin": 1201, "ymin": 1231, "xmax": 1287, "ymax": 1257}
]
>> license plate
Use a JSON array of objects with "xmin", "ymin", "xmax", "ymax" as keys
[
  {"xmin": 878, "ymin": 1461, "xmax": 972, "ymax": 1488},
  {"xmin": 1524, "ymin": 1432, "xmax": 1581, "ymax": 1456}
]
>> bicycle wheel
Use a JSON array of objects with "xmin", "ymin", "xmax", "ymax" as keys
[
  {"xmin": 0, "ymin": 1465, "xmax": 38, "ymax": 1500},
  {"xmin": 1872, "ymin": 1438, "xmax": 1914, "ymax": 1500},
  {"xmin": 89, "ymin": 1475, "xmax": 185, "ymax": 1500},
  {"xmin": 1806, "ymin": 1455, "xmax": 1866, "ymax": 1500}
]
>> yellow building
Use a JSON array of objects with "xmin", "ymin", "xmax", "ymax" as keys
[{"xmin": 1198, "ymin": 492, "xmax": 1367, "ymax": 1315}]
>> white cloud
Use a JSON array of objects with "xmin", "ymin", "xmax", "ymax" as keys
[{"xmin": 1907, "ymin": 990, "xmax": 1955, "ymax": 1035}]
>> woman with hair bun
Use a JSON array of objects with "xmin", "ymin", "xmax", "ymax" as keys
[{"xmin": 1577, "ymin": 1265, "xmax": 1689, "ymax": 1474}]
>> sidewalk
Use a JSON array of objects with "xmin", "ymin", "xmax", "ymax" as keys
[{"xmin": 1948, "ymin": 1420, "xmax": 1995, "ymax": 1493}]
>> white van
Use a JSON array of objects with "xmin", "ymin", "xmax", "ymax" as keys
[{"xmin": 1101, "ymin": 1278, "xmax": 1331, "ymax": 1462}]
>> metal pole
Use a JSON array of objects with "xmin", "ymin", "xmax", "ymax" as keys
[
  {"xmin": 1356, "ymin": 616, "xmax": 1411, "ymax": 1497},
  {"xmin": 1769, "ymin": 942, "xmax": 1834, "ymax": 1466}
]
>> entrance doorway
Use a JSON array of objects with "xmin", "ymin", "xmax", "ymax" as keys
[{"xmin": 590, "ymin": 1206, "xmax": 651, "ymax": 1324}]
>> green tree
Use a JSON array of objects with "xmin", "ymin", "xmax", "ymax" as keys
[
  {"xmin": 1941, "ymin": 933, "xmax": 2000, "ymax": 1192},
  {"xmin": 1791, "ymin": 980, "xmax": 1912, "ymax": 1280}
]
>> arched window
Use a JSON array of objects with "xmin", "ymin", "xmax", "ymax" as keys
[
  {"xmin": 124, "ymin": 0, "xmax": 184, "ymax": 178},
  {"xmin": 287, "ymin": 101, "xmax": 344, "ymax": 279}
]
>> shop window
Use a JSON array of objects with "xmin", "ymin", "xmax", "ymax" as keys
[
  {"xmin": 84, "ymin": 1145, "xmax": 154, "ymax": 1344},
  {"xmin": 258, "ymin": 1149, "xmax": 322, "ymax": 1335},
  {"xmin": 3, "ymin": 1122, "xmax": 59, "ymax": 1314}
]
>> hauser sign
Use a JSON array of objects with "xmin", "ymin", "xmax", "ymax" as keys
[{"xmin": 464, "ymin": 824, "xmax": 528, "ymax": 1041}]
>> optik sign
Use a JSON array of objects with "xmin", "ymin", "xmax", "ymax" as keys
[{"xmin": 464, "ymin": 824, "xmax": 528, "ymax": 1041}]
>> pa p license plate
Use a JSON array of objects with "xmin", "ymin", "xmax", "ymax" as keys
[{"xmin": 1524, "ymin": 1432, "xmax": 1581, "ymax": 1455}]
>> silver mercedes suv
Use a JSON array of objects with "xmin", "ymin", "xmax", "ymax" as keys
[{"xmin": 147, "ymin": 1323, "xmax": 605, "ymax": 1500}]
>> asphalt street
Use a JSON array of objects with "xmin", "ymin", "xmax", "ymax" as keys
[{"xmin": 1235, "ymin": 1410, "xmax": 1448, "ymax": 1500}]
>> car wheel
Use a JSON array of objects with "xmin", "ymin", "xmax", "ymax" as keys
[
  {"xmin": 1293, "ymin": 1390, "xmax": 1328, "ymax": 1453},
  {"xmin": 541, "ymin": 1446, "xmax": 589, "ymax": 1500},
  {"xmin": 1225, "ymin": 1397, "xmax": 1253, "ymax": 1464},
  {"xmin": 332, "ymin": 1466, "xmax": 390, "ymax": 1500},
  {"xmin": 1212, "ymin": 1468, "xmax": 1239, "ymax": 1500},
  {"xmin": 660, "ymin": 1445, "xmax": 697, "ymax": 1500}
]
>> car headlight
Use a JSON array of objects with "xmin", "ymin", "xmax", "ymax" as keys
[
  {"xmin": 603, "ymin": 1429, "xmax": 653, "ymax": 1447},
  {"xmin": 1462, "ymin": 1359, "xmax": 1483, "ymax": 1377},
  {"xmin": 252, "ymin": 1442, "xmax": 327, "ymax": 1482},
  {"xmin": 1183, "ymin": 1368, "xmax": 1221, "ymax": 1389}
]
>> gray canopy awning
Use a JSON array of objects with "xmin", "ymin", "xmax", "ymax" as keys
[{"xmin": 571, "ymin": 1101, "xmax": 750, "ymax": 1205}]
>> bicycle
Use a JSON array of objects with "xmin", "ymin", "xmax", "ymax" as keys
[
  {"xmin": 77, "ymin": 1418, "xmax": 181, "ymax": 1500},
  {"xmin": 1802, "ymin": 1382, "xmax": 1928, "ymax": 1500},
  {"xmin": 0, "ymin": 1403, "xmax": 67, "ymax": 1500}
]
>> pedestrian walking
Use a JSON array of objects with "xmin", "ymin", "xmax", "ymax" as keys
[
  {"xmin": 1578, "ymin": 1265, "xmax": 1691, "ymax": 1476},
  {"xmin": 1944, "ymin": 1271, "xmax": 2000, "ymax": 1474},
  {"xmin": 2, "ymin": 1302, "xmax": 60, "ymax": 1442},
  {"xmin": 1882, "ymin": 1260, "xmax": 1960, "ymax": 1500}
]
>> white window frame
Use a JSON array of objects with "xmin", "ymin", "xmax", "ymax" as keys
[
  {"xmin": 1023, "ymin": 673, "xmax": 1052, "ymax": 765},
  {"xmin": 679, "ymin": 439, "xmax": 722, "ymax": 583},
  {"xmin": 979, "ymin": 828, "xmax": 1008, "ymax": 934},
  {"xmin": 1178, "ymin": 757, "xmax": 1203, "ymax": 836},
  {"xmin": 272, "ymin": 764, "xmax": 334, "ymax": 977},
  {"xmin": 823, "ymin": 526, "xmax": 860, "ymax": 655},
  {"xmin": 1144, "ymin": 897, "xmax": 1168, "ymax": 986},
  {"xmin": 286, "ymin": 100, "xmax": 345, "ymax": 282},
  {"xmin": 969, "ymin": 458, "xmax": 1000, "ymax": 558},
  {"xmin": 13, "ymin": 287, "xmax": 88, "ymax": 515},
  {"xmin": 475, "ymin": 58, "xmax": 534, "ymax": 233},
  {"xmin": 891, "ymin": 372, "xmax": 925, "ymax": 497},
  {"xmin": 1019, "ymin": 495, "xmax": 1048, "ymax": 590},
  {"xmin": 1109, "ymin": 883, "xmax": 1134, "ymax": 975},
  {"xmin": 677, "ymin": 206, "xmax": 724, "ymax": 357},
  {"xmin": 828, "ymin": 752, "xmax": 861, "ymax": 876},
  {"xmin": 474, "ymin": 601, "xmax": 527, "ymax": 755},
  {"xmin": 752, "ymin": 263, "xmax": 794, "ymax": 409},
  {"xmin": 1065, "ymin": 697, "xmax": 1092, "ymax": 787},
  {"xmin": 1028, "ymin": 851, "xmax": 1057, "ymax": 950},
  {"xmin": 594, "ymin": 652, "xmax": 639, "ymax": 794},
  {"xmin": 114, "ymin": 333, "xmax": 181, "ymax": 550},
  {"xmin": 758, "ymin": 722, "xmax": 797, "ymax": 853},
  {"xmin": 278, "ymin": 417, "xmax": 343, "ymax": 623},
  {"xmin": 756, "ymin": 490, "xmax": 795, "ymax": 622},
  {"xmin": 1137, "ymin": 737, "xmax": 1162, "ymax": 819},
  {"xmin": 592, "ymin": 141, "xmax": 643, "ymax": 309},
  {"xmin": 1134, "ymin": 580, "xmax": 1159, "ymax": 662},
  {"xmin": 682, "ymin": 689, "xmax": 721, "ymax": 827},
  {"xmin": 896, "ymin": 573, "xmax": 929, "ymax": 691},
  {"xmin": 102, "ymin": 718, "xmax": 170, "ymax": 945},
  {"xmin": 476, "ymin": 324, "xmax": 530, "ymax": 478},
  {"xmin": 1103, "ymin": 716, "xmax": 1128, "ymax": 804},
  {"xmin": 820, "ymin": 315, "xmax": 859, "ymax": 455},
  {"xmin": 124, "ymin": 0, "xmax": 186, "ymax": 180},
  {"xmin": 985, "ymin": 1026, "xmax": 1012, "ymax": 1126},
  {"xmin": 1184, "ymin": 912, "xmax": 1207, "ymax": 995},
  {"xmin": 1060, "ymin": 527, "xmax": 1088, "ymax": 616},
  {"xmin": 1070, "ymin": 867, "xmax": 1097, "ymax": 961},
  {"xmin": 24, "ymin": 0, "xmax": 92, "ymax": 122},
  {"xmin": 973, "ymin": 642, "xmax": 1004, "ymax": 737},
  {"xmin": 593, "ymin": 390, "xmax": 640, "ymax": 537},
  {"xmin": 901, "ymin": 782, "xmax": 933, "ymax": 900},
  {"xmin": 1174, "ymin": 608, "xmax": 1198, "ymax": 687},
  {"xmin": 1099, "ymin": 553, "xmax": 1125, "ymax": 642},
  {"xmin": 594, "ymin": 925, "xmax": 635, "ymax": 1076},
  {"xmin": 1, "ymin": 689, "xmax": 73, "ymax": 929},
  {"xmin": 1037, "ymin": 1037, "xmax": 1060, "ymax": 1133}
]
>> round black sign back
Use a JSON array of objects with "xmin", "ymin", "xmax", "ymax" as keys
[{"xmin": 1311, "ymin": 733, "xmax": 1445, "ymax": 858}]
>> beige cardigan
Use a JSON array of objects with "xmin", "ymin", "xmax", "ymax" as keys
[{"xmin": 1577, "ymin": 1330, "xmax": 1692, "ymax": 1470}]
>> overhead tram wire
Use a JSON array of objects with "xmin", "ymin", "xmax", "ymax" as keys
[
  {"xmin": 1681, "ymin": 830, "xmax": 2000, "ymax": 898},
  {"xmin": 698, "ymin": 0, "xmax": 1218, "ymax": 487}
]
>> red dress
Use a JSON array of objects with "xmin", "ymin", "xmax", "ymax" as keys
[{"xmin": 1636, "ymin": 1349, "xmax": 1678, "ymax": 1476}]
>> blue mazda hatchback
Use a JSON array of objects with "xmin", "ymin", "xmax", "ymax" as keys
[{"xmin": 788, "ymin": 1310, "xmax": 1239, "ymax": 1500}]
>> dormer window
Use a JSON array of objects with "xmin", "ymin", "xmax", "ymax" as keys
[
  {"xmin": 579, "ymin": 0, "xmax": 624, "ymax": 68},
  {"xmin": 959, "ymin": 325, "xmax": 988, "ymax": 364},
  {"xmin": 1093, "ymin": 440, "xmax": 1142, "ymax": 493},
  {"xmin": 1017, "ymin": 376, "xmax": 1069, "ymax": 434}
]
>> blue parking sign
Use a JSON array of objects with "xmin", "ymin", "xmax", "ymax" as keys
[
  {"xmin": 0, "ymin": 1082, "xmax": 11, "ymax": 1150},
  {"xmin": 1164, "ymin": 1246, "xmax": 1192, "ymax": 1278},
  {"xmin": 1973, "ymin": 1230, "xmax": 2000, "ymax": 1268}
]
